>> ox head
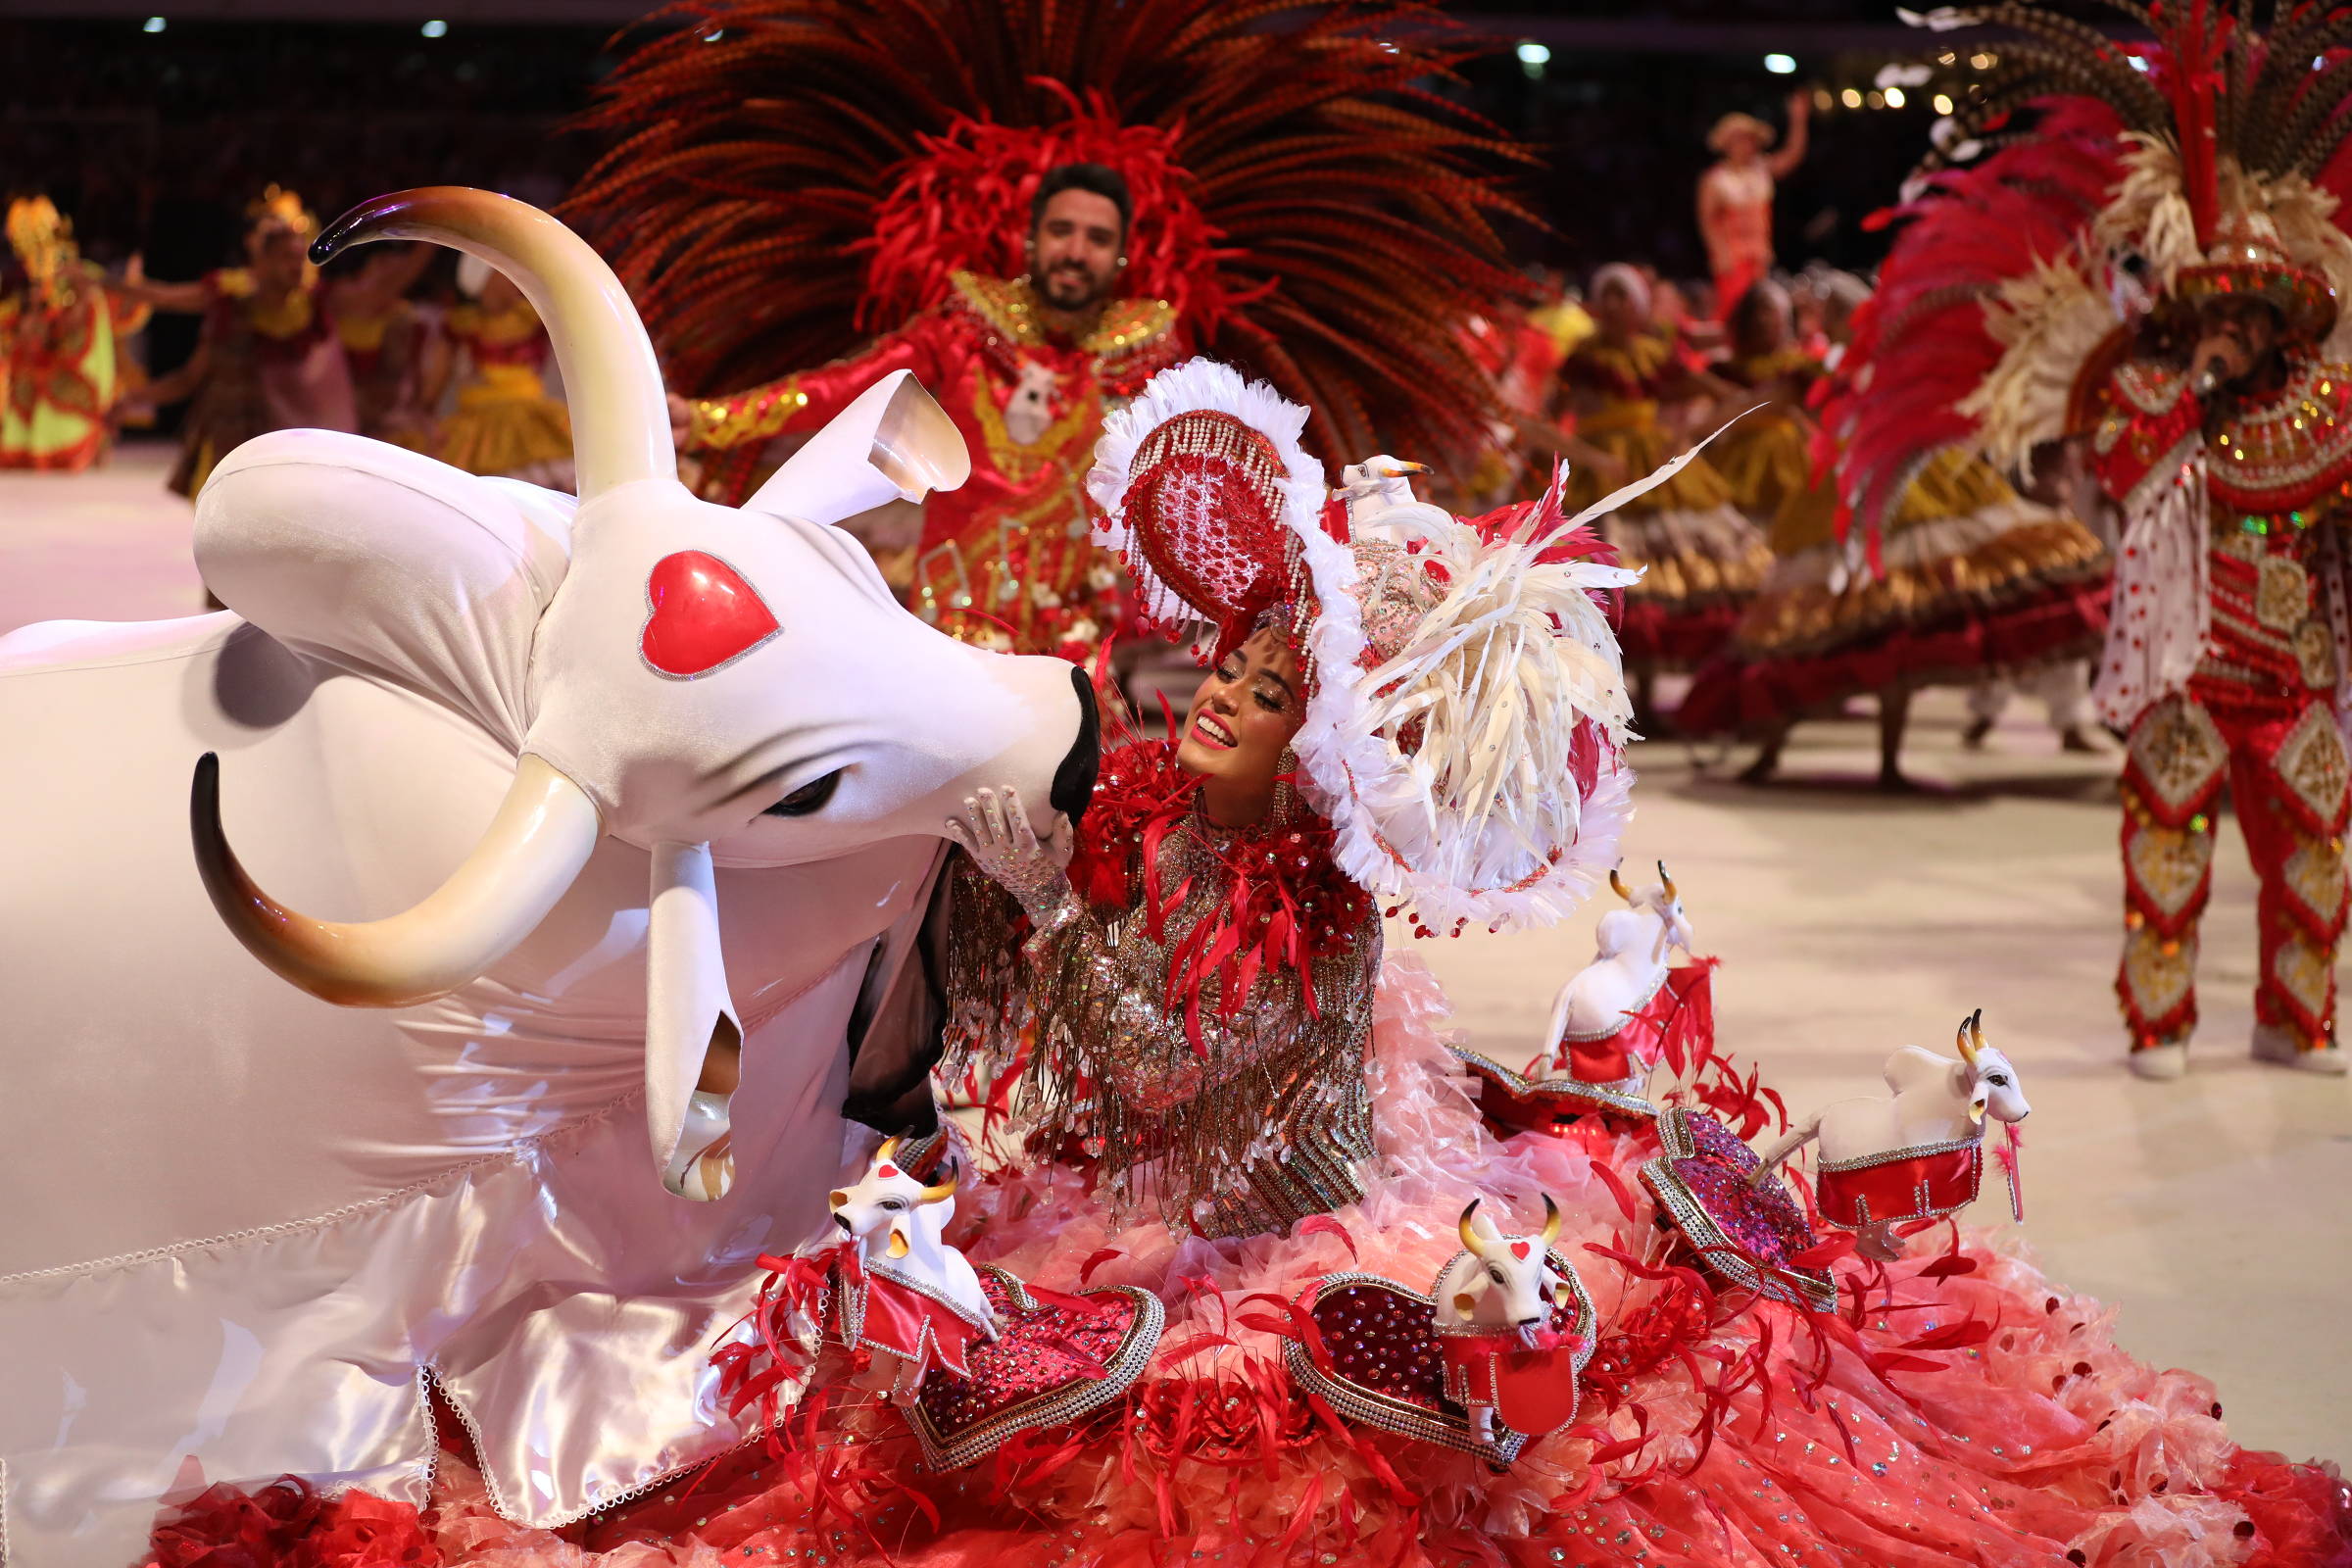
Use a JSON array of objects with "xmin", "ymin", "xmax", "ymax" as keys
[
  {"xmin": 1953, "ymin": 1009, "xmax": 2030, "ymax": 1126},
  {"xmin": 828, "ymin": 1138, "xmax": 958, "ymax": 1260},
  {"xmin": 1600, "ymin": 860, "xmax": 1692, "ymax": 957},
  {"xmin": 188, "ymin": 188, "xmax": 1098, "ymax": 1201},
  {"xmin": 1445, "ymin": 1197, "xmax": 1570, "ymax": 1330}
]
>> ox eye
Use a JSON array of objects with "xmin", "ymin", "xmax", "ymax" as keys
[
  {"xmin": 1487, "ymin": 1264, "xmax": 1506, "ymax": 1285},
  {"xmin": 1987, "ymin": 1074, "xmax": 2009, "ymax": 1086},
  {"xmin": 764, "ymin": 769, "xmax": 843, "ymax": 817},
  {"xmin": 879, "ymin": 1198, "xmax": 903, "ymax": 1211}
]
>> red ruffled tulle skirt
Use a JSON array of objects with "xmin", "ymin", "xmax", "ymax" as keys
[
  {"xmin": 1679, "ymin": 577, "xmax": 2110, "ymax": 737},
  {"xmin": 139, "ymin": 958, "xmax": 2347, "ymax": 1568}
]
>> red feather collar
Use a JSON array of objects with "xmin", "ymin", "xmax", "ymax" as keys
[{"xmin": 1067, "ymin": 740, "xmax": 1373, "ymax": 1047}]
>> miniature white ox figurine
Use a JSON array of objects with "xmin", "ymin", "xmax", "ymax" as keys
[
  {"xmin": 1750, "ymin": 1010, "xmax": 2031, "ymax": 1260},
  {"xmin": 1433, "ymin": 1196, "xmax": 1572, "ymax": 1446},
  {"xmin": 826, "ymin": 1138, "xmax": 1004, "ymax": 1402},
  {"xmin": 1532, "ymin": 861, "xmax": 1694, "ymax": 1081}
]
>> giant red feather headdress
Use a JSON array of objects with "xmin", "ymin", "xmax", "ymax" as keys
[{"xmin": 563, "ymin": 0, "xmax": 1537, "ymax": 481}]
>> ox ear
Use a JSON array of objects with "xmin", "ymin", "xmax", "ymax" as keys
[
  {"xmin": 886, "ymin": 1220, "xmax": 912, "ymax": 1260},
  {"xmin": 742, "ymin": 369, "xmax": 970, "ymax": 527},
  {"xmin": 195, "ymin": 430, "xmax": 570, "ymax": 752}
]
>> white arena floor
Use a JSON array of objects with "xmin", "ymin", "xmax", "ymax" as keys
[{"xmin": 6, "ymin": 441, "xmax": 2346, "ymax": 1466}]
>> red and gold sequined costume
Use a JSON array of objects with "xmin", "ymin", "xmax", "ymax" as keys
[
  {"xmin": 686, "ymin": 272, "xmax": 1181, "ymax": 656},
  {"xmin": 566, "ymin": 0, "xmax": 1530, "ymax": 662},
  {"xmin": 1818, "ymin": 1, "xmax": 2352, "ymax": 1072},
  {"xmin": 2085, "ymin": 353, "xmax": 2352, "ymax": 1057}
]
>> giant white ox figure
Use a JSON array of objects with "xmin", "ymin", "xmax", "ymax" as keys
[{"xmin": 0, "ymin": 190, "xmax": 1095, "ymax": 1563}]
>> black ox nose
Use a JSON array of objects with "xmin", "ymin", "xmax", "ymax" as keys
[{"xmin": 1049, "ymin": 664, "xmax": 1101, "ymax": 827}]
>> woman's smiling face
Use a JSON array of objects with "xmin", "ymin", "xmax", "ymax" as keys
[{"xmin": 1175, "ymin": 627, "xmax": 1306, "ymax": 794}]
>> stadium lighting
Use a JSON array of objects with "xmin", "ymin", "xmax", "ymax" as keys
[
  {"xmin": 1516, "ymin": 41, "xmax": 1550, "ymax": 67},
  {"xmin": 1764, "ymin": 54, "xmax": 1796, "ymax": 74}
]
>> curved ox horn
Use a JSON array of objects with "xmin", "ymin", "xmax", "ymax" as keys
[
  {"xmin": 1458, "ymin": 1199, "xmax": 1501, "ymax": 1259},
  {"xmin": 192, "ymin": 752, "xmax": 601, "ymax": 1007},
  {"xmin": 312, "ymin": 187, "xmax": 672, "ymax": 502},
  {"xmin": 919, "ymin": 1160, "xmax": 961, "ymax": 1204},
  {"xmin": 1608, "ymin": 866, "xmax": 1635, "ymax": 905},
  {"xmin": 1540, "ymin": 1194, "xmax": 1563, "ymax": 1245},
  {"xmin": 1656, "ymin": 859, "xmax": 1677, "ymax": 903},
  {"xmin": 1955, "ymin": 1008, "xmax": 1983, "ymax": 1065}
]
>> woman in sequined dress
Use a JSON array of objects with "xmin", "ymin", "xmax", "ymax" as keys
[
  {"xmin": 941, "ymin": 359, "xmax": 1642, "ymax": 1242},
  {"xmin": 1556, "ymin": 264, "xmax": 1771, "ymax": 710}
]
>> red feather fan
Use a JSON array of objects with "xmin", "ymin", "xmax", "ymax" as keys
[{"xmin": 1817, "ymin": 99, "xmax": 2124, "ymax": 545}]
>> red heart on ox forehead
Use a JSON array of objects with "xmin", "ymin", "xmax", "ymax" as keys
[
  {"xmin": 1509, "ymin": 1241, "xmax": 1531, "ymax": 1260},
  {"xmin": 876, "ymin": 1165, "xmax": 899, "ymax": 1179},
  {"xmin": 641, "ymin": 551, "xmax": 780, "ymax": 677}
]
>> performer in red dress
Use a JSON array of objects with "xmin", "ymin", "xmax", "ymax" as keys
[
  {"xmin": 566, "ymin": 0, "xmax": 1530, "ymax": 662},
  {"xmin": 1822, "ymin": 0, "xmax": 2352, "ymax": 1079}
]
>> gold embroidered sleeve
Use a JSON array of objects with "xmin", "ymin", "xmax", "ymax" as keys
[{"xmin": 687, "ymin": 376, "xmax": 813, "ymax": 451}]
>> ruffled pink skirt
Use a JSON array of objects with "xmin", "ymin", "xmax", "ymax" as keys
[{"xmin": 142, "ymin": 959, "xmax": 2349, "ymax": 1568}]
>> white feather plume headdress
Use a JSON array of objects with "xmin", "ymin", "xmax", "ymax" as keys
[{"xmin": 1089, "ymin": 357, "xmax": 1673, "ymax": 934}]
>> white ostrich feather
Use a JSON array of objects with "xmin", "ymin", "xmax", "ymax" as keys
[{"xmin": 1091, "ymin": 357, "xmax": 1674, "ymax": 933}]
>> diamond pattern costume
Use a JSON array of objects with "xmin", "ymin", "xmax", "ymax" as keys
[{"xmin": 1819, "ymin": 0, "xmax": 2352, "ymax": 1067}]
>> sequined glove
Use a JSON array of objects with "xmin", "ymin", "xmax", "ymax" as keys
[{"xmin": 945, "ymin": 785, "xmax": 1073, "ymax": 923}]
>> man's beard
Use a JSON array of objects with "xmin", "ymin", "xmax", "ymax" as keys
[{"xmin": 1038, "ymin": 266, "xmax": 1107, "ymax": 311}]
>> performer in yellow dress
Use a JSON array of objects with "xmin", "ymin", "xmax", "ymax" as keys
[
  {"xmin": 423, "ymin": 258, "xmax": 572, "ymax": 490},
  {"xmin": 1706, "ymin": 279, "xmax": 1833, "ymax": 539},
  {"xmin": 1556, "ymin": 264, "xmax": 1769, "ymax": 701},
  {"xmin": 115, "ymin": 186, "xmax": 359, "ymax": 499},
  {"xmin": 330, "ymin": 244, "xmax": 433, "ymax": 448},
  {"xmin": 1, "ymin": 197, "xmax": 148, "ymax": 471},
  {"xmin": 1680, "ymin": 284, "xmax": 2109, "ymax": 786}
]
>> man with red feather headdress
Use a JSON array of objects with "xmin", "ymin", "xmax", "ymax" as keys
[
  {"xmin": 661, "ymin": 161, "xmax": 1177, "ymax": 659},
  {"xmin": 1823, "ymin": 1, "xmax": 2352, "ymax": 1080},
  {"xmin": 564, "ymin": 0, "xmax": 1530, "ymax": 662}
]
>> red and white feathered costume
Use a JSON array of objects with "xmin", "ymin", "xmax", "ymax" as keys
[{"xmin": 1819, "ymin": 1, "xmax": 2352, "ymax": 1071}]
